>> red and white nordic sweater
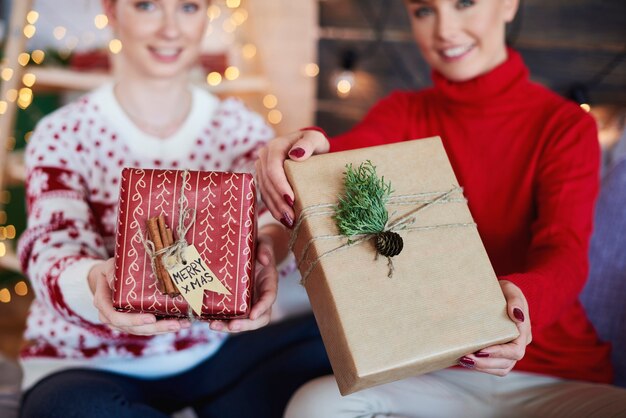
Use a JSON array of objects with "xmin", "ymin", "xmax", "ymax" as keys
[
  {"xmin": 18, "ymin": 84, "xmax": 273, "ymax": 388},
  {"xmin": 330, "ymin": 49, "xmax": 612, "ymax": 383}
]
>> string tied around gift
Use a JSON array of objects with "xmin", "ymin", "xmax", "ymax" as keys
[
  {"xmin": 138, "ymin": 170, "xmax": 197, "ymax": 281},
  {"xmin": 288, "ymin": 161, "xmax": 475, "ymax": 284},
  {"xmin": 161, "ymin": 170, "xmax": 196, "ymax": 268}
]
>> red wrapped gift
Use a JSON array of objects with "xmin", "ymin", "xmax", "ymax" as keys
[{"xmin": 113, "ymin": 168, "xmax": 256, "ymax": 319}]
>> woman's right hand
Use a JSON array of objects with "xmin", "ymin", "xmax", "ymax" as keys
[
  {"xmin": 89, "ymin": 258, "xmax": 191, "ymax": 335},
  {"xmin": 255, "ymin": 129, "xmax": 330, "ymax": 225}
]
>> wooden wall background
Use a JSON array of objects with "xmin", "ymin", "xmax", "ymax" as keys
[{"xmin": 315, "ymin": 0, "xmax": 626, "ymax": 136}]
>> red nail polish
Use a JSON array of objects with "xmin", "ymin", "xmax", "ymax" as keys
[
  {"xmin": 474, "ymin": 351, "xmax": 489, "ymax": 358},
  {"xmin": 513, "ymin": 308, "xmax": 525, "ymax": 322},
  {"xmin": 459, "ymin": 356, "xmax": 475, "ymax": 368},
  {"xmin": 289, "ymin": 147, "xmax": 305, "ymax": 158},
  {"xmin": 283, "ymin": 194, "xmax": 294, "ymax": 207},
  {"xmin": 280, "ymin": 212, "xmax": 294, "ymax": 228}
]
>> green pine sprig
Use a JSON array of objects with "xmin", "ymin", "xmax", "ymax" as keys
[{"xmin": 334, "ymin": 161, "xmax": 392, "ymax": 237}]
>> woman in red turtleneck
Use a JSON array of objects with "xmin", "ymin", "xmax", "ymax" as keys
[{"xmin": 257, "ymin": 0, "xmax": 626, "ymax": 416}]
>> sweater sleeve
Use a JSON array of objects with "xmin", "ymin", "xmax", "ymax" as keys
[
  {"xmin": 18, "ymin": 112, "xmax": 109, "ymax": 326},
  {"xmin": 501, "ymin": 109, "xmax": 600, "ymax": 331},
  {"xmin": 329, "ymin": 91, "xmax": 412, "ymax": 152}
]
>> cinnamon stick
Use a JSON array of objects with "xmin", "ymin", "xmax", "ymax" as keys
[
  {"xmin": 166, "ymin": 226, "xmax": 174, "ymax": 247},
  {"xmin": 146, "ymin": 217, "xmax": 167, "ymax": 293},
  {"xmin": 157, "ymin": 215, "xmax": 178, "ymax": 295}
]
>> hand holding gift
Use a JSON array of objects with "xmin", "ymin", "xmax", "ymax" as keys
[
  {"xmin": 255, "ymin": 128, "xmax": 329, "ymax": 225},
  {"xmin": 258, "ymin": 135, "xmax": 521, "ymax": 394},
  {"xmin": 89, "ymin": 258, "xmax": 191, "ymax": 335},
  {"xmin": 113, "ymin": 169, "xmax": 263, "ymax": 322},
  {"xmin": 459, "ymin": 280, "xmax": 532, "ymax": 375},
  {"xmin": 209, "ymin": 228, "xmax": 279, "ymax": 333}
]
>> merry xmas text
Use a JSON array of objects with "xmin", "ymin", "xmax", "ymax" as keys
[{"xmin": 171, "ymin": 257, "xmax": 214, "ymax": 294}]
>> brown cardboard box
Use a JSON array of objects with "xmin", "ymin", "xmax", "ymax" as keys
[{"xmin": 285, "ymin": 137, "xmax": 519, "ymax": 395}]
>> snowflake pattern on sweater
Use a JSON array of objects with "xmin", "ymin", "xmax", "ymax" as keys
[{"xmin": 18, "ymin": 84, "xmax": 273, "ymax": 373}]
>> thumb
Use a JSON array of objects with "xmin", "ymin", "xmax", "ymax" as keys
[
  {"xmin": 104, "ymin": 258, "xmax": 116, "ymax": 289},
  {"xmin": 257, "ymin": 240, "xmax": 274, "ymax": 266},
  {"xmin": 287, "ymin": 130, "xmax": 329, "ymax": 161},
  {"xmin": 500, "ymin": 280, "xmax": 527, "ymax": 324}
]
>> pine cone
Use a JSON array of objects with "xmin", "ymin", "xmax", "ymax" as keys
[{"xmin": 375, "ymin": 231, "xmax": 403, "ymax": 257}]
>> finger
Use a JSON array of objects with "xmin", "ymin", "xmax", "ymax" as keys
[
  {"xmin": 210, "ymin": 320, "xmax": 227, "ymax": 332},
  {"xmin": 255, "ymin": 150, "xmax": 283, "ymax": 222},
  {"xmin": 475, "ymin": 337, "xmax": 526, "ymax": 362},
  {"xmin": 104, "ymin": 258, "xmax": 116, "ymax": 284},
  {"xmin": 208, "ymin": 296, "xmax": 274, "ymax": 332},
  {"xmin": 115, "ymin": 318, "xmax": 187, "ymax": 336},
  {"xmin": 515, "ymin": 319, "xmax": 532, "ymax": 346},
  {"xmin": 93, "ymin": 275, "xmax": 155, "ymax": 325},
  {"xmin": 286, "ymin": 131, "xmax": 328, "ymax": 161},
  {"xmin": 499, "ymin": 280, "xmax": 532, "ymax": 346},
  {"xmin": 458, "ymin": 355, "xmax": 517, "ymax": 376},
  {"xmin": 507, "ymin": 307, "xmax": 532, "ymax": 347},
  {"xmin": 264, "ymin": 140, "xmax": 298, "ymax": 225},
  {"xmin": 256, "ymin": 239, "xmax": 274, "ymax": 266},
  {"xmin": 464, "ymin": 355, "xmax": 516, "ymax": 371},
  {"xmin": 101, "ymin": 308, "xmax": 160, "ymax": 330},
  {"xmin": 499, "ymin": 280, "xmax": 529, "ymax": 324},
  {"xmin": 226, "ymin": 312, "xmax": 271, "ymax": 333},
  {"xmin": 249, "ymin": 281, "xmax": 277, "ymax": 321},
  {"xmin": 265, "ymin": 131, "xmax": 329, "ymax": 225},
  {"xmin": 249, "ymin": 267, "xmax": 278, "ymax": 321}
]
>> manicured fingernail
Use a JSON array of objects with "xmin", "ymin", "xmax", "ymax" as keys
[
  {"xmin": 283, "ymin": 194, "xmax": 294, "ymax": 207},
  {"xmin": 513, "ymin": 308, "xmax": 525, "ymax": 322},
  {"xmin": 230, "ymin": 324, "xmax": 240, "ymax": 331},
  {"xmin": 474, "ymin": 351, "xmax": 489, "ymax": 358},
  {"xmin": 279, "ymin": 218, "xmax": 292, "ymax": 229},
  {"xmin": 169, "ymin": 325, "xmax": 179, "ymax": 332},
  {"xmin": 144, "ymin": 316, "xmax": 156, "ymax": 324},
  {"xmin": 459, "ymin": 356, "xmax": 475, "ymax": 368},
  {"xmin": 280, "ymin": 212, "xmax": 294, "ymax": 228},
  {"xmin": 211, "ymin": 322, "xmax": 223, "ymax": 331},
  {"xmin": 289, "ymin": 147, "xmax": 305, "ymax": 158},
  {"xmin": 180, "ymin": 320, "xmax": 192, "ymax": 329}
]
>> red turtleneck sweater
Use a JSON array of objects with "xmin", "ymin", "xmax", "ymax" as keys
[{"xmin": 329, "ymin": 49, "xmax": 611, "ymax": 383}]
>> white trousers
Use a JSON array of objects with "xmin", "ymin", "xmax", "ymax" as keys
[{"xmin": 285, "ymin": 369, "xmax": 626, "ymax": 418}]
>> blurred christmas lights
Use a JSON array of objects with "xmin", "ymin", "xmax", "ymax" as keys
[
  {"xmin": 224, "ymin": 66, "xmax": 240, "ymax": 80},
  {"xmin": 207, "ymin": 72, "xmax": 222, "ymax": 86},
  {"xmin": 109, "ymin": 39, "xmax": 123, "ymax": 54},
  {"xmin": 94, "ymin": 14, "xmax": 108, "ymax": 29},
  {"xmin": 332, "ymin": 50, "xmax": 357, "ymax": 98},
  {"xmin": 263, "ymin": 94, "xmax": 277, "ymax": 109},
  {"xmin": 53, "ymin": 25, "xmax": 67, "ymax": 40}
]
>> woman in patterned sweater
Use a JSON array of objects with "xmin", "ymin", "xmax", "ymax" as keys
[{"xmin": 18, "ymin": 1, "xmax": 330, "ymax": 417}]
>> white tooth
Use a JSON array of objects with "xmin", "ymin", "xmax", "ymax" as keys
[
  {"xmin": 155, "ymin": 48, "xmax": 178, "ymax": 56},
  {"xmin": 443, "ymin": 45, "xmax": 471, "ymax": 58}
]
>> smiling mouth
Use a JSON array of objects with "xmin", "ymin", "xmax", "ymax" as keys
[
  {"xmin": 149, "ymin": 47, "xmax": 183, "ymax": 61},
  {"xmin": 440, "ymin": 44, "xmax": 475, "ymax": 60}
]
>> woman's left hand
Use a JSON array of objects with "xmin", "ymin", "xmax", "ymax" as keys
[
  {"xmin": 209, "ymin": 233, "xmax": 278, "ymax": 333},
  {"xmin": 458, "ymin": 280, "xmax": 532, "ymax": 376}
]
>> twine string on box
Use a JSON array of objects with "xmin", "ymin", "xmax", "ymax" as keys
[
  {"xmin": 289, "ymin": 186, "xmax": 475, "ymax": 284},
  {"xmin": 138, "ymin": 170, "xmax": 197, "ymax": 282}
]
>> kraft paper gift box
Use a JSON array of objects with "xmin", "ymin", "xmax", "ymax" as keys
[
  {"xmin": 285, "ymin": 137, "xmax": 519, "ymax": 395},
  {"xmin": 113, "ymin": 168, "xmax": 256, "ymax": 320}
]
